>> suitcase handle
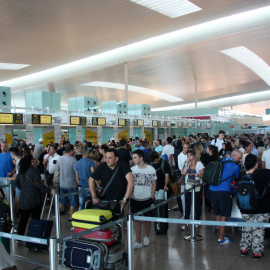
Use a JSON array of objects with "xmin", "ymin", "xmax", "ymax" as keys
[{"xmin": 92, "ymin": 250, "xmax": 101, "ymax": 270}]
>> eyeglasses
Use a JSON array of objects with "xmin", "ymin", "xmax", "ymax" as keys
[{"xmin": 183, "ymin": 147, "xmax": 188, "ymax": 149}]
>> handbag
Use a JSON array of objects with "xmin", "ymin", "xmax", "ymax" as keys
[
  {"xmin": 169, "ymin": 182, "xmax": 181, "ymax": 195},
  {"xmin": 53, "ymin": 169, "xmax": 60, "ymax": 184}
]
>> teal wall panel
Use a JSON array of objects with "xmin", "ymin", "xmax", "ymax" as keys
[
  {"xmin": 133, "ymin": 128, "xmax": 141, "ymax": 139},
  {"xmin": 102, "ymin": 127, "xmax": 113, "ymax": 143},
  {"xmin": 34, "ymin": 127, "xmax": 43, "ymax": 145},
  {"xmin": 68, "ymin": 128, "xmax": 76, "ymax": 144}
]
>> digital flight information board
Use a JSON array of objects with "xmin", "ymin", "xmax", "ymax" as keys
[
  {"xmin": 32, "ymin": 114, "xmax": 52, "ymax": 125},
  {"xmin": 92, "ymin": 117, "xmax": 106, "ymax": 126}
]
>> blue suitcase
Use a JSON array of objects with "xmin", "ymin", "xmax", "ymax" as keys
[
  {"xmin": 63, "ymin": 239, "xmax": 108, "ymax": 270},
  {"xmin": 25, "ymin": 219, "xmax": 53, "ymax": 250}
]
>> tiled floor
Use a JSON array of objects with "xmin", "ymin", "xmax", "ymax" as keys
[{"xmin": 6, "ymin": 201, "xmax": 270, "ymax": 270}]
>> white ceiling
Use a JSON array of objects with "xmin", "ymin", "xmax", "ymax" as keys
[{"xmin": 1, "ymin": 0, "xmax": 270, "ymax": 115}]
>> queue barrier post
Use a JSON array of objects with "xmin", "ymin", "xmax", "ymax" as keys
[
  {"xmin": 54, "ymin": 192, "xmax": 61, "ymax": 252},
  {"xmin": 9, "ymin": 182, "xmax": 15, "ymax": 233},
  {"xmin": 49, "ymin": 238, "xmax": 58, "ymax": 270},
  {"xmin": 184, "ymin": 184, "xmax": 203, "ymax": 242},
  {"xmin": 127, "ymin": 213, "xmax": 134, "ymax": 270}
]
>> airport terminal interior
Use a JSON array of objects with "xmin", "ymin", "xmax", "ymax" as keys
[{"xmin": 1, "ymin": 0, "xmax": 270, "ymax": 269}]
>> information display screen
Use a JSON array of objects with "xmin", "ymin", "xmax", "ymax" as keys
[
  {"xmin": 165, "ymin": 121, "xmax": 171, "ymax": 127},
  {"xmin": 14, "ymin": 114, "xmax": 23, "ymax": 124},
  {"xmin": 178, "ymin": 122, "xmax": 182, "ymax": 128},
  {"xmin": 188, "ymin": 122, "xmax": 193, "ymax": 128},
  {"xmin": 152, "ymin": 120, "xmax": 161, "ymax": 127},
  {"xmin": 92, "ymin": 117, "xmax": 106, "ymax": 126},
  {"xmin": 0, "ymin": 113, "xmax": 14, "ymax": 124},
  {"xmin": 32, "ymin": 114, "xmax": 52, "ymax": 125},
  {"xmin": 118, "ymin": 118, "xmax": 130, "ymax": 126},
  {"xmin": 134, "ymin": 119, "xmax": 144, "ymax": 126}
]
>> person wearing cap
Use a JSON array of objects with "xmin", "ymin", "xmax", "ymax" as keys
[{"xmin": 33, "ymin": 138, "xmax": 45, "ymax": 161}]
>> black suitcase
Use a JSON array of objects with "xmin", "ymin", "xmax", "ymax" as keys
[
  {"xmin": 25, "ymin": 219, "xmax": 53, "ymax": 249},
  {"xmin": 25, "ymin": 194, "xmax": 54, "ymax": 250},
  {"xmin": 63, "ymin": 239, "xmax": 108, "ymax": 270},
  {"xmin": 155, "ymin": 193, "xmax": 168, "ymax": 235}
]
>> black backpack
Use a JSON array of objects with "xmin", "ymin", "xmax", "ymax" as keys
[
  {"xmin": 0, "ymin": 200, "xmax": 12, "ymax": 233},
  {"xmin": 236, "ymin": 174, "xmax": 261, "ymax": 212},
  {"xmin": 202, "ymin": 160, "xmax": 233, "ymax": 186}
]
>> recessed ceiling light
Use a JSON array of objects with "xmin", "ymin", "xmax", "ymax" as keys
[
  {"xmin": 221, "ymin": 46, "xmax": 270, "ymax": 86},
  {"xmin": 82, "ymin": 81, "xmax": 183, "ymax": 102},
  {"xmin": 0, "ymin": 63, "xmax": 30, "ymax": 70},
  {"xmin": 130, "ymin": 0, "xmax": 201, "ymax": 18}
]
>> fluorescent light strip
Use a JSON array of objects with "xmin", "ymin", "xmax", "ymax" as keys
[
  {"xmin": 82, "ymin": 81, "xmax": 183, "ymax": 102},
  {"xmin": 130, "ymin": 0, "xmax": 201, "ymax": 18},
  {"xmin": 152, "ymin": 89, "xmax": 270, "ymax": 111},
  {"xmin": 1, "ymin": 5, "xmax": 270, "ymax": 90},
  {"xmin": 221, "ymin": 46, "xmax": 270, "ymax": 86},
  {"xmin": 0, "ymin": 63, "xmax": 30, "ymax": 70}
]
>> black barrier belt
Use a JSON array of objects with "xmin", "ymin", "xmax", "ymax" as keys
[
  {"xmin": 134, "ymin": 183, "xmax": 204, "ymax": 216},
  {"xmin": 58, "ymin": 216, "xmax": 127, "ymax": 244},
  {"xmin": 59, "ymin": 186, "xmax": 102, "ymax": 198}
]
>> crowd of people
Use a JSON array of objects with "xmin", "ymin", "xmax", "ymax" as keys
[{"xmin": 0, "ymin": 130, "xmax": 270, "ymax": 261}]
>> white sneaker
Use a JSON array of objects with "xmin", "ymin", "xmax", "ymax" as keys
[
  {"xmin": 195, "ymin": 224, "xmax": 199, "ymax": 229},
  {"xmin": 143, "ymin": 236, "xmax": 150, "ymax": 246},
  {"xmin": 181, "ymin": 225, "xmax": 186, "ymax": 230},
  {"xmin": 133, "ymin": 241, "xmax": 142, "ymax": 249}
]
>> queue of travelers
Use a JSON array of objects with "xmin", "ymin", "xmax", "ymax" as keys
[{"xmin": 0, "ymin": 131, "xmax": 270, "ymax": 262}]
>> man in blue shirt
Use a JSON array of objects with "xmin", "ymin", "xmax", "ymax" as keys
[
  {"xmin": 133, "ymin": 139, "xmax": 144, "ymax": 152},
  {"xmin": 210, "ymin": 149, "xmax": 242, "ymax": 244},
  {"xmin": 75, "ymin": 150, "xmax": 95, "ymax": 210},
  {"xmin": 0, "ymin": 142, "xmax": 14, "ymax": 202}
]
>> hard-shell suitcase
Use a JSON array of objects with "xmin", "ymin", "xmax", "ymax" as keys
[
  {"xmin": 73, "ymin": 225, "xmax": 119, "ymax": 246},
  {"xmin": 25, "ymin": 219, "xmax": 53, "ymax": 249},
  {"xmin": 105, "ymin": 242, "xmax": 123, "ymax": 269},
  {"xmin": 72, "ymin": 209, "xmax": 113, "ymax": 230},
  {"xmin": 155, "ymin": 192, "xmax": 168, "ymax": 235},
  {"xmin": 63, "ymin": 239, "xmax": 108, "ymax": 270}
]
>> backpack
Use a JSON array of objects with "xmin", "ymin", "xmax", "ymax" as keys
[
  {"xmin": 236, "ymin": 174, "xmax": 261, "ymax": 212},
  {"xmin": 150, "ymin": 159, "xmax": 165, "ymax": 174},
  {"xmin": 0, "ymin": 200, "xmax": 12, "ymax": 233},
  {"xmin": 202, "ymin": 160, "xmax": 233, "ymax": 186},
  {"xmin": 162, "ymin": 146, "xmax": 173, "ymax": 163}
]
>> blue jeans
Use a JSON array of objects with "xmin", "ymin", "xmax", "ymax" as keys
[{"xmin": 78, "ymin": 186, "xmax": 90, "ymax": 210}]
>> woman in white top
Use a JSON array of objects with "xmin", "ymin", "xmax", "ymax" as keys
[
  {"xmin": 177, "ymin": 143, "xmax": 190, "ymax": 227},
  {"xmin": 182, "ymin": 149, "xmax": 204, "ymax": 222}
]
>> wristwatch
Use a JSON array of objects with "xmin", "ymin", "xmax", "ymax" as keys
[{"xmin": 123, "ymin": 197, "xmax": 128, "ymax": 201}]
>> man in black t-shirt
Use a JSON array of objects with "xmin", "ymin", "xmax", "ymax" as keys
[
  {"xmin": 89, "ymin": 148, "xmax": 134, "ymax": 206},
  {"xmin": 148, "ymin": 151, "xmax": 170, "ymax": 199},
  {"xmin": 118, "ymin": 139, "xmax": 133, "ymax": 166}
]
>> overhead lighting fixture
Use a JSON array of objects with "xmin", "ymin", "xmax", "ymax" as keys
[
  {"xmin": 129, "ymin": 0, "xmax": 201, "ymax": 18},
  {"xmin": 0, "ymin": 63, "xmax": 30, "ymax": 70},
  {"xmin": 152, "ymin": 89, "xmax": 270, "ymax": 111},
  {"xmin": 221, "ymin": 46, "xmax": 270, "ymax": 86},
  {"xmin": 82, "ymin": 81, "xmax": 183, "ymax": 102}
]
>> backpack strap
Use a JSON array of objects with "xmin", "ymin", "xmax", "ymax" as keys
[{"xmin": 161, "ymin": 159, "xmax": 165, "ymax": 174}]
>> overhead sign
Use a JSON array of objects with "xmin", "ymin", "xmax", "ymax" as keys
[
  {"xmin": 32, "ymin": 114, "xmax": 52, "ymax": 125},
  {"xmin": 118, "ymin": 118, "xmax": 130, "ymax": 126},
  {"xmin": 165, "ymin": 121, "xmax": 171, "ymax": 127},
  {"xmin": 70, "ymin": 116, "xmax": 87, "ymax": 125},
  {"xmin": 92, "ymin": 117, "xmax": 106, "ymax": 126},
  {"xmin": 133, "ymin": 119, "xmax": 144, "ymax": 126},
  {"xmin": 152, "ymin": 120, "xmax": 161, "ymax": 127},
  {"xmin": 0, "ymin": 113, "xmax": 14, "ymax": 124},
  {"xmin": 14, "ymin": 113, "xmax": 23, "ymax": 124}
]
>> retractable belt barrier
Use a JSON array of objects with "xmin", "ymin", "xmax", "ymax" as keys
[{"xmin": 2, "ymin": 181, "xmax": 270, "ymax": 270}]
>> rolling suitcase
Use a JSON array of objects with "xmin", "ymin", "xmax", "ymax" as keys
[
  {"xmin": 72, "ymin": 209, "xmax": 113, "ymax": 230},
  {"xmin": 105, "ymin": 242, "xmax": 124, "ymax": 270},
  {"xmin": 155, "ymin": 192, "xmax": 168, "ymax": 235},
  {"xmin": 73, "ymin": 225, "xmax": 119, "ymax": 246},
  {"xmin": 63, "ymin": 239, "xmax": 108, "ymax": 270},
  {"xmin": 25, "ymin": 194, "xmax": 54, "ymax": 250}
]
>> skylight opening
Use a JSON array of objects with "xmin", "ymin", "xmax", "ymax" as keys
[{"xmin": 0, "ymin": 63, "xmax": 30, "ymax": 70}]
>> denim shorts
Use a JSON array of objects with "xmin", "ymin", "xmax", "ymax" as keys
[
  {"xmin": 15, "ymin": 187, "xmax": 20, "ymax": 198},
  {"xmin": 59, "ymin": 188, "xmax": 79, "ymax": 207},
  {"xmin": 211, "ymin": 191, "xmax": 232, "ymax": 217}
]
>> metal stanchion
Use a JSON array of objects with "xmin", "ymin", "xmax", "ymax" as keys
[
  {"xmin": 49, "ymin": 238, "xmax": 58, "ymax": 270},
  {"xmin": 184, "ymin": 185, "xmax": 203, "ymax": 242},
  {"xmin": 9, "ymin": 182, "xmax": 15, "ymax": 232},
  {"xmin": 127, "ymin": 214, "xmax": 134, "ymax": 270},
  {"xmin": 54, "ymin": 192, "xmax": 61, "ymax": 252}
]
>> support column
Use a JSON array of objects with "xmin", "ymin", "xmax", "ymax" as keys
[
  {"xmin": 129, "ymin": 126, "xmax": 133, "ymax": 139},
  {"xmin": 113, "ymin": 127, "xmax": 118, "ymax": 141},
  {"xmin": 125, "ymin": 63, "xmax": 128, "ymax": 103},
  {"xmin": 154, "ymin": 127, "xmax": 158, "ymax": 140},
  {"xmin": 164, "ymin": 128, "xmax": 168, "ymax": 140},
  {"xmin": 141, "ymin": 127, "xmax": 145, "ymax": 139},
  {"xmin": 195, "ymin": 79, "xmax": 198, "ymax": 110},
  {"xmin": 97, "ymin": 126, "xmax": 103, "ymax": 145}
]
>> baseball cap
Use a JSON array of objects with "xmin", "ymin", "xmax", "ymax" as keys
[{"xmin": 39, "ymin": 138, "xmax": 44, "ymax": 142}]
